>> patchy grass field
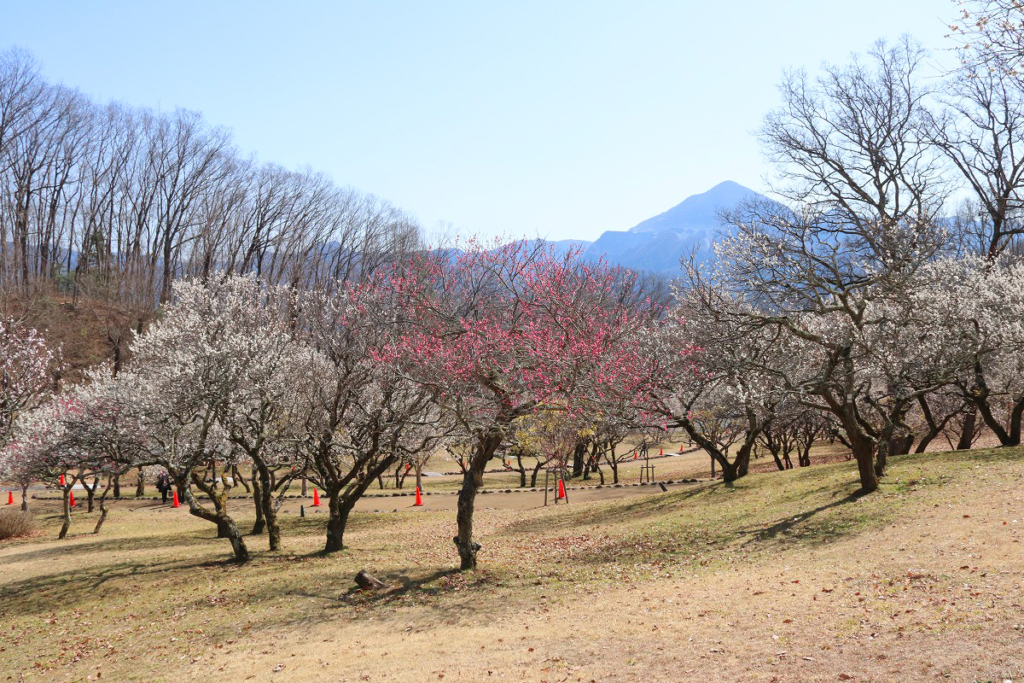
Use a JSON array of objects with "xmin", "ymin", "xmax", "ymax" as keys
[
  {"xmin": 375, "ymin": 439, "xmax": 866, "ymax": 495},
  {"xmin": 2, "ymin": 447, "xmax": 1023, "ymax": 682}
]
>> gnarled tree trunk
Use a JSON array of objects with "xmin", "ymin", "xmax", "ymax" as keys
[
  {"xmin": 454, "ymin": 433, "xmax": 502, "ymax": 571},
  {"xmin": 956, "ymin": 407, "xmax": 978, "ymax": 451},
  {"xmin": 323, "ymin": 456, "xmax": 398, "ymax": 553},
  {"xmin": 255, "ymin": 463, "xmax": 280, "ymax": 551},
  {"xmin": 184, "ymin": 476, "xmax": 249, "ymax": 563}
]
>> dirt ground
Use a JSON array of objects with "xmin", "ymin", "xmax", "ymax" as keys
[{"xmin": 2, "ymin": 446, "xmax": 1023, "ymax": 682}]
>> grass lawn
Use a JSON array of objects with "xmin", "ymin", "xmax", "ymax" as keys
[{"xmin": 1, "ymin": 446, "xmax": 1022, "ymax": 682}]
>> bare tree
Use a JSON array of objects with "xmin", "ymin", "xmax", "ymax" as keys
[{"xmin": 930, "ymin": 61, "xmax": 1024, "ymax": 257}]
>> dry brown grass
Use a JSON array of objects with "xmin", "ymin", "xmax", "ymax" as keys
[
  {"xmin": 2, "ymin": 291, "xmax": 140, "ymax": 382},
  {"xmin": 1, "ymin": 446, "xmax": 1023, "ymax": 682}
]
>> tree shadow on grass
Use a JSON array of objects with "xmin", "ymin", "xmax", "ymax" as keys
[
  {"xmin": 332, "ymin": 567, "xmax": 463, "ymax": 605},
  {"xmin": 0, "ymin": 527, "xmax": 230, "ymax": 567},
  {"xmin": 498, "ymin": 480, "xmax": 723, "ymax": 536},
  {"xmin": 505, "ymin": 482, "xmax": 872, "ymax": 569},
  {"xmin": 0, "ymin": 556, "xmax": 228, "ymax": 619},
  {"xmin": 731, "ymin": 489, "xmax": 865, "ymax": 549}
]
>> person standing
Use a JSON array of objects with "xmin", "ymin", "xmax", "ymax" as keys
[{"xmin": 156, "ymin": 471, "xmax": 170, "ymax": 504}]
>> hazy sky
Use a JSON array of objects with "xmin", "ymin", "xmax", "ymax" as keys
[{"xmin": 1, "ymin": 0, "xmax": 956, "ymax": 242}]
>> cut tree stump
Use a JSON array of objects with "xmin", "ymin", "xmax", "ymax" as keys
[{"xmin": 354, "ymin": 570, "xmax": 386, "ymax": 590}]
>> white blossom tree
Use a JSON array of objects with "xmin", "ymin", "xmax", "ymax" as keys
[
  {"xmin": 0, "ymin": 319, "xmax": 61, "ymax": 511},
  {"xmin": 0, "ymin": 318, "xmax": 60, "ymax": 449},
  {"xmin": 290, "ymin": 280, "xmax": 449, "ymax": 553}
]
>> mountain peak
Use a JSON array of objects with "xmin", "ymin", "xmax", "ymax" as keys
[
  {"xmin": 708, "ymin": 179, "xmax": 746, "ymax": 191},
  {"xmin": 581, "ymin": 181, "xmax": 769, "ymax": 275},
  {"xmin": 629, "ymin": 181, "xmax": 760, "ymax": 234}
]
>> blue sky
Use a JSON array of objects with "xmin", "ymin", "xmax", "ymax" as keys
[{"xmin": 1, "ymin": 0, "xmax": 955, "ymax": 242}]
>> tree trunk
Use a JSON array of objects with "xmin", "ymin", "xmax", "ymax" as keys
[
  {"xmin": 233, "ymin": 466, "xmax": 251, "ymax": 493},
  {"xmin": 583, "ymin": 443, "xmax": 599, "ymax": 481},
  {"xmin": 93, "ymin": 507, "xmax": 109, "ymax": 534},
  {"xmin": 184, "ymin": 487, "xmax": 249, "ymax": 563},
  {"xmin": 572, "ymin": 441, "xmax": 586, "ymax": 478},
  {"xmin": 58, "ymin": 488, "xmax": 72, "ymax": 540},
  {"xmin": 853, "ymin": 442, "xmax": 878, "ymax": 494},
  {"xmin": 720, "ymin": 442, "xmax": 753, "ymax": 482},
  {"xmin": 323, "ymin": 456, "xmax": 398, "ymax": 553},
  {"xmin": 971, "ymin": 382, "xmax": 1015, "ymax": 446},
  {"xmin": 135, "ymin": 466, "xmax": 145, "ymax": 497},
  {"xmin": 680, "ymin": 416, "xmax": 753, "ymax": 483},
  {"xmin": 455, "ymin": 467, "xmax": 480, "ymax": 570},
  {"xmin": 251, "ymin": 471, "xmax": 265, "ymax": 535},
  {"xmin": 93, "ymin": 478, "xmax": 114, "ymax": 535},
  {"xmin": 874, "ymin": 441, "xmax": 888, "ymax": 479},
  {"xmin": 454, "ymin": 434, "xmax": 501, "ymax": 571},
  {"xmin": 112, "ymin": 474, "xmax": 121, "ymax": 499},
  {"xmin": 798, "ymin": 444, "xmax": 811, "ymax": 467},
  {"xmin": 890, "ymin": 435, "xmax": 914, "ymax": 456},
  {"xmin": 825, "ymin": 392, "xmax": 878, "ymax": 493},
  {"xmin": 20, "ymin": 484, "xmax": 28, "ymax": 512},
  {"xmin": 735, "ymin": 432, "xmax": 756, "ymax": 478},
  {"xmin": 324, "ymin": 489, "xmax": 356, "ymax": 553},
  {"xmin": 530, "ymin": 460, "xmax": 543, "ymax": 487},
  {"xmin": 956, "ymin": 407, "xmax": 977, "ymax": 451},
  {"xmin": 256, "ymin": 463, "xmax": 281, "ymax": 551},
  {"xmin": 1008, "ymin": 397, "xmax": 1024, "ymax": 446},
  {"xmin": 914, "ymin": 432, "xmax": 935, "ymax": 454}
]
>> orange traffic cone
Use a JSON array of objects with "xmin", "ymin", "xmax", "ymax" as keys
[
  {"xmin": 414, "ymin": 486, "xmax": 423, "ymax": 506},
  {"xmin": 69, "ymin": 492, "xmax": 76, "ymax": 508},
  {"xmin": 172, "ymin": 491, "xmax": 180, "ymax": 508},
  {"xmin": 633, "ymin": 451, "xmax": 638, "ymax": 460},
  {"xmin": 557, "ymin": 480, "xmax": 567, "ymax": 500},
  {"xmin": 6, "ymin": 491, "xmax": 12, "ymax": 505},
  {"xmin": 59, "ymin": 474, "xmax": 65, "ymax": 486},
  {"xmin": 313, "ymin": 488, "xmax": 321, "ymax": 506},
  {"xmin": 659, "ymin": 447, "xmax": 663, "ymax": 455},
  {"xmin": 680, "ymin": 444, "xmax": 684, "ymax": 452}
]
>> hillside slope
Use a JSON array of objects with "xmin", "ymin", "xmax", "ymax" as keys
[
  {"xmin": 3, "ymin": 293, "xmax": 142, "ymax": 382},
  {"xmin": 1, "ymin": 446, "xmax": 1021, "ymax": 681}
]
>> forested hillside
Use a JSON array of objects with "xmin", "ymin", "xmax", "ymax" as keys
[{"xmin": 0, "ymin": 47, "xmax": 421, "ymax": 373}]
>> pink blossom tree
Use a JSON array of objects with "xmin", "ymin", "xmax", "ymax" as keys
[{"xmin": 382, "ymin": 242, "xmax": 661, "ymax": 570}]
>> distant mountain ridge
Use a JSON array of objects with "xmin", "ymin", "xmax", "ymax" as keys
[{"xmin": 581, "ymin": 180, "xmax": 768, "ymax": 275}]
